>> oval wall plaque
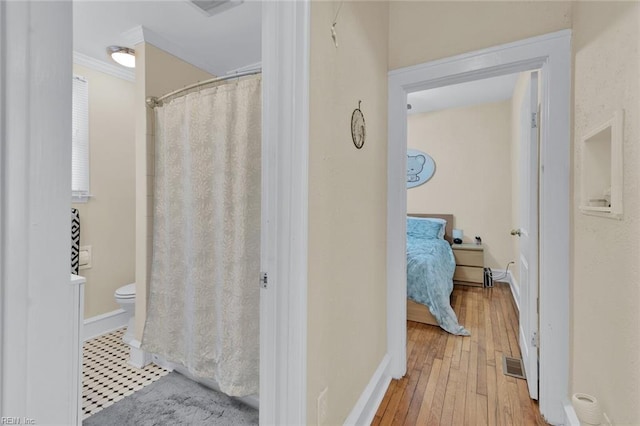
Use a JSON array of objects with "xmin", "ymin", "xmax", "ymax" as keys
[{"xmin": 407, "ymin": 149, "xmax": 436, "ymax": 189}]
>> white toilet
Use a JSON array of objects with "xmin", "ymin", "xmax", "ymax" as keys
[{"xmin": 114, "ymin": 283, "xmax": 136, "ymax": 344}]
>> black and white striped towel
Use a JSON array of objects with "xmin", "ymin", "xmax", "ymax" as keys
[{"xmin": 71, "ymin": 208, "xmax": 80, "ymax": 274}]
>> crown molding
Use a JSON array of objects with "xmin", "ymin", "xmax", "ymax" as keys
[
  {"xmin": 73, "ymin": 51, "xmax": 135, "ymax": 82},
  {"xmin": 226, "ymin": 61, "xmax": 262, "ymax": 74},
  {"xmin": 121, "ymin": 25, "xmax": 144, "ymax": 47},
  {"xmin": 121, "ymin": 24, "xmax": 217, "ymax": 76}
]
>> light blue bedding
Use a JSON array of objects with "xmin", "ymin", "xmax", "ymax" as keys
[{"xmin": 407, "ymin": 219, "xmax": 470, "ymax": 336}]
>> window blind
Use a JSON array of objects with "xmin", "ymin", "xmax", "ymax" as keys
[{"xmin": 72, "ymin": 75, "xmax": 89, "ymax": 201}]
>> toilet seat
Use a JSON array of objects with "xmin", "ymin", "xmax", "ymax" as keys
[{"xmin": 115, "ymin": 283, "xmax": 136, "ymax": 299}]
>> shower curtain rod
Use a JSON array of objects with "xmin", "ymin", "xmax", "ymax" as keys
[{"xmin": 146, "ymin": 69, "xmax": 262, "ymax": 108}]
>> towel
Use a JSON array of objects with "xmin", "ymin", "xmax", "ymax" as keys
[{"xmin": 71, "ymin": 208, "xmax": 80, "ymax": 274}]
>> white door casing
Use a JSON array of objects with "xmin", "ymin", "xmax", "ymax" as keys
[
  {"xmin": 517, "ymin": 71, "xmax": 540, "ymax": 400},
  {"xmin": 388, "ymin": 31, "xmax": 571, "ymax": 424},
  {"xmin": 261, "ymin": 1, "xmax": 310, "ymax": 425},
  {"xmin": 1, "ymin": 1, "xmax": 77, "ymax": 423}
]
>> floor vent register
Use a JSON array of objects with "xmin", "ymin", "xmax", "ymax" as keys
[{"xmin": 502, "ymin": 355, "xmax": 526, "ymax": 380}]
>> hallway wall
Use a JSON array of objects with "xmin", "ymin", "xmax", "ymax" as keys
[
  {"xmin": 307, "ymin": 1, "xmax": 389, "ymax": 424},
  {"xmin": 572, "ymin": 2, "xmax": 640, "ymax": 423}
]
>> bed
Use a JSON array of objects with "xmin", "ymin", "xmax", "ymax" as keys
[{"xmin": 407, "ymin": 214, "xmax": 469, "ymax": 336}]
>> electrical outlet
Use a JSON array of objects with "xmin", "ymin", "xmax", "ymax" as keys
[{"xmin": 317, "ymin": 387, "xmax": 328, "ymax": 425}]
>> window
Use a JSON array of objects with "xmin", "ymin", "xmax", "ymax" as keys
[{"xmin": 72, "ymin": 75, "xmax": 90, "ymax": 202}]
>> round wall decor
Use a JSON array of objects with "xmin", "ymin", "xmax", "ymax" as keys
[
  {"xmin": 351, "ymin": 100, "xmax": 366, "ymax": 149},
  {"xmin": 407, "ymin": 149, "xmax": 436, "ymax": 188}
]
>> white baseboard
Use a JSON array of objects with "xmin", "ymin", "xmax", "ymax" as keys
[
  {"xmin": 83, "ymin": 309, "xmax": 128, "ymax": 341},
  {"xmin": 149, "ymin": 353, "xmax": 175, "ymax": 372},
  {"xmin": 344, "ymin": 354, "xmax": 392, "ymax": 426},
  {"xmin": 563, "ymin": 399, "xmax": 581, "ymax": 426},
  {"xmin": 492, "ymin": 269, "xmax": 520, "ymax": 312},
  {"xmin": 507, "ymin": 271, "xmax": 520, "ymax": 312},
  {"xmin": 128, "ymin": 339, "xmax": 152, "ymax": 368}
]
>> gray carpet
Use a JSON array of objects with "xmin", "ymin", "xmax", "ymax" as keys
[{"xmin": 83, "ymin": 372, "xmax": 258, "ymax": 426}]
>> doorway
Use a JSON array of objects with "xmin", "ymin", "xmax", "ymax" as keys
[
  {"xmin": 387, "ymin": 30, "xmax": 571, "ymax": 425},
  {"xmin": 0, "ymin": 2, "xmax": 308, "ymax": 425},
  {"xmin": 404, "ymin": 67, "xmax": 540, "ymax": 394}
]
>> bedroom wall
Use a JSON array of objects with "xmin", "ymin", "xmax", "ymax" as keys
[
  {"xmin": 72, "ymin": 63, "xmax": 136, "ymax": 319},
  {"xmin": 388, "ymin": 1, "xmax": 572, "ymax": 70},
  {"xmin": 407, "ymin": 100, "xmax": 513, "ymax": 271},
  {"xmin": 572, "ymin": 2, "xmax": 640, "ymax": 423},
  {"xmin": 134, "ymin": 43, "xmax": 213, "ymax": 340},
  {"xmin": 307, "ymin": 1, "xmax": 389, "ymax": 424}
]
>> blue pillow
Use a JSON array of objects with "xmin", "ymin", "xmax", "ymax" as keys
[
  {"xmin": 407, "ymin": 218, "xmax": 445, "ymax": 240},
  {"xmin": 410, "ymin": 217, "xmax": 447, "ymax": 239}
]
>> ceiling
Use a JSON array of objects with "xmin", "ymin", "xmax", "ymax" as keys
[
  {"xmin": 407, "ymin": 73, "xmax": 520, "ymax": 115},
  {"xmin": 73, "ymin": 1, "xmax": 262, "ymax": 77}
]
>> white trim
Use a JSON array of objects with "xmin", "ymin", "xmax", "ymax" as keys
[
  {"xmin": 261, "ymin": 2, "xmax": 310, "ymax": 425},
  {"xmin": 492, "ymin": 269, "xmax": 520, "ymax": 312},
  {"xmin": 508, "ymin": 271, "xmax": 520, "ymax": 313},
  {"xmin": 72, "ymin": 194, "xmax": 92, "ymax": 203},
  {"xmin": 149, "ymin": 353, "xmax": 175, "ymax": 372},
  {"xmin": 128, "ymin": 339, "xmax": 152, "ymax": 368},
  {"xmin": 125, "ymin": 25, "xmax": 217, "ymax": 76},
  {"xmin": 1, "ymin": 2, "xmax": 77, "ymax": 423},
  {"xmin": 121, "ymin": 25, "xmax": 144, "ymax": 47},
  {"xmin": 0, "ymin": 0, "xmax": 5, "ymax": 407},
  {"xmin": 83, "ymin": 309, "xmax": 129, "ymax": 341},
  {"xmin": 73, "ymin": 51, "xmax": 135, "ymax": 82},
  {"xmin": 226, "ymin": 61, "xmax": 262, "ymax": 75},
  {"xmin": 388, "ymin": 30, "xmax": 571, "ymax": 79},
  {"xmin": 344, "ymin": 355, "xmax": 392, "ymax": 426},
  {"xmin": 387, "ymin": 30, "xmax": 571, "ymax": 425},
  {"xmin": 185, "ymin": 0, "xmax": 244, "ymax": 18},
  {"xmin": 70, "ymin": 275, "xmax": 85, "ymax": 426},
  {"xmin": 563, "ymin": 399, "xmax": 581, "ymax": 426}
]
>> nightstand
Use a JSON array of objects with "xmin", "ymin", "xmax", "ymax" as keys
[{"xmin": 452, "ymin": 243, "xmax": 484, "ymax": 286}]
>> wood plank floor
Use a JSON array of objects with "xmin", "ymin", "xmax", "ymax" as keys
[{"xmin": 373, "ymin": 283, "xmax": 548, "ymax": 426}]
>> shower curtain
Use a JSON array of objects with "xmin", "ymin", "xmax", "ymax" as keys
[{"xmin": 142, "ymin": 77, "xmax": 261, "ymax": 397}]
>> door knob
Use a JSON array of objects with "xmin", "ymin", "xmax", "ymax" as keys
[{"xmin": 511, "ymin": 229, "xmax": 522, "ymax": 237}]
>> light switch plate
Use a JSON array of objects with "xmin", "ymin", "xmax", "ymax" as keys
[{"xmin": 79, "ymin": 245, "xmax": 92, "ymax": 270}]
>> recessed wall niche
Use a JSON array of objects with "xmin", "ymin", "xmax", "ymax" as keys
[{"xmin": 579, "ymin": 110, "xmax": 623, "ymax": 219}]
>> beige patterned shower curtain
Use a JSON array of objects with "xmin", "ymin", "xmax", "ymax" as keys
[{"xmin": 142, "ymin": 77, "xmax": 261, "ymax": 397}]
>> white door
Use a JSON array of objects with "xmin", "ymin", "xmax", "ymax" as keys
[{"xmin": 515, "ymin": 71, "xmax": 539, "ymax": 400}]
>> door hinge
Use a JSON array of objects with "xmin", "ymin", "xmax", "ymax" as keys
[
  {"xmin": 260, "ymin": 272, "xmax": 268, "ymax": 289},
  {"xmin": 531, "ymin": 112, "xmax": 538, "ymax": 129},
  {"xmin": 531, "ymin": 331, "xmax": 539, "ymax": 348}
]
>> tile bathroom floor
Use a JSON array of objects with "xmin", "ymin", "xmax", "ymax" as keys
[{"xmin": 82, "ymin": 328, "xmax": 169, "ymax": 420}]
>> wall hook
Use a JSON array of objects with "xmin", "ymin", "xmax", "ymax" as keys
[{"xmin": 331, "ymin": 1, "xmax": 344, "ymax": 48}]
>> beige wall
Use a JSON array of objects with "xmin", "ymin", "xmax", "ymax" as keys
[
  {"xmin": 72, "ymin": 64, "xmax": 135, "ymax": 318},
  {"xmin": 307, "ymin": 1, "xmax": 389, "ymax": 424},
  {"xmin": 134, "ymin": 43, "xmax": 213, "ymax": 340},
  {"xmin": 390, "ymin": 2, "xmax": 640, "ymax": 423},
  {"xmin": 572, "ymin": 2, "xmax": 640, "ymax": 423},
  {"xmin": 407, "ymin": 101, "xmax": 513, "ymax": 270},
  {"xmin": 388, "ymin": 1, "xmax": 572, "ymax": 70}
]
